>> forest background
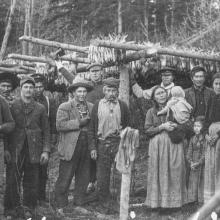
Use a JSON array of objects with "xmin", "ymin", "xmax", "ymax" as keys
[{"xmin": 1, "ymin": 0, "xmax": 220, "ymax": 58}]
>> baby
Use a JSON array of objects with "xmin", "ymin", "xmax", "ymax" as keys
[{"xmin": 157, "ymin": 86, "xmax": 192, "ymax": 124}]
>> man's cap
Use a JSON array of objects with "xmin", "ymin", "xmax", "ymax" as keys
[
  {"xmin": 191, "ymin": 66, "xmax": 206, "ymax": 77},
  {"xmin": 20, "ymin": 76, "xmax": 35, "ymax": 87},
  {"xmin": 68, "ymin": 78, "xmax": 94, "ymax": 93},
  {"xmin": 103, "ymin": 77, "xmax": 120, "ymax": 88},
  {"xmin": 158, "ymin": 67, "xmax": 176, "ymax": 76},
  {"xmin": 86, "ymin": 63, "xmax": 103, "ymax": 71},
  {"xmin": 31, "ymin": 73, "xmax": 46, "ymax": 83},
  {"xmin": 0, "ymin": 72, "xmax": 19, "ymax": 90}
]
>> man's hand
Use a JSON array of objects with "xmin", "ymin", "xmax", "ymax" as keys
[
  {"xmin": 4, "ymin": 150, "xmax": 11, "ymax": 163},
  {"xmin": 91, "ymin": 150, "xmax": 97, "ymax": 160},
  {"xmin": 40, "ymin": 152, "xmax": 49, "ymax": 165},
  {"xmin": 79, "ymin": 117, "xmax": 91, "ymax": 127}
]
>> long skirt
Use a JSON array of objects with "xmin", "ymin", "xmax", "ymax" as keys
[
  {"xmin": 145, "ymin": 131, "xmax": 187, "ymax": 208},
  {"xmin": 204, "ymin": 122, "xmax": 220, "ymax": 203}
]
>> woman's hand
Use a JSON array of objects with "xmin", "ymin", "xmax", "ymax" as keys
[{"xmin": 161, "ymin": 122, "xmax": 176, "ymax": 131}]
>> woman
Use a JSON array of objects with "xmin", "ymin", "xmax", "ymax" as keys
[
  {"xmin": 204, "ymin": 73, "xmax": 220, "ymax": 203},
  {"xmin": 144, "ymin": 86, "xmax": 187, "ymax": 209}
]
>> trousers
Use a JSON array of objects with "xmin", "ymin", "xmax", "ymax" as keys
[
  {"xmin": 0, "ymin": 140, "xmax": 4, "ymax": 215},
  {"xmin": 4, "ymin": 140, "xmax": 39, "ymax": 211},
  {"xmin": 55, "ymin": 131, "xmax": 90, "ymax": 208},
  {"xmin": 96, "ymin": 137, "xmax": 121, "ymax": 201}
]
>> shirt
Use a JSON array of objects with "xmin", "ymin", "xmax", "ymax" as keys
[
  {"xmin": 194, "ymin": 86, "xmax": 206, "ymax": 117},
  {"xmin": 97, "ymin": 98, "xmax": 121, "ymax": 139}
]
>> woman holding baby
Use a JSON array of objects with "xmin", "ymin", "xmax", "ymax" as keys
[{"xmin": 144, "ymin": 85, "xmax": 192, "ymax": 211}]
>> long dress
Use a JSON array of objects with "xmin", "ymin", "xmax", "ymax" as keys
[
  {"xmin": 186, "ymin": 134, "xmax": 205, "ymax": 203},
  {"xmin": 204, "ymin": 94, "xmax": 220, "ymax": 203},
  {"xmin": 144, "ymin": 107, "xmax": 187, "ymax": 208}
]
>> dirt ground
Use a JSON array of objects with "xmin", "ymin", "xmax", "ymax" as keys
[{"xmin": 26, "ymin": 134, "xmax": 200, "ymax": 220}]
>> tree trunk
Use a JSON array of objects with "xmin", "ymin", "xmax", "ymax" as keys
[
  {"xmin": 0, "ymin": 0, "xmax": 17, "ymax": 61},
  {"xmin": 118, "ymin": 0, "xmax": 123, "ymax": 34},
  {"xmin": 28, "ymin": 0, "xmax": 34, "ymax": 55},
  {"xmin": 143, "ymin": 0, "xmax": 149, "ymax": 40},
  {"xmin": 170, "ymin": 0, "xmax": 175, "ymax": 44}
]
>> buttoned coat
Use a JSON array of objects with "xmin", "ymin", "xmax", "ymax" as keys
[
  {"xmin": 185, "ymin": 86, "xmax": 215, "ymax": 119},
  {"xmin": 8, "ymin": 98, "xmax": 50, "ymax": 163},
  {"xmin": 56, "ymin": 99, "xmax": 93, "ymax": 161}
]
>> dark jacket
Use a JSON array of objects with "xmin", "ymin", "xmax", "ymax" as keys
[
  {"xmin": 87, "ymin": 82, "xmax": 104, "ymax": 104},
  {"xmin": 0, "ymin": 95, "xmax": 15, "ymax": 139},
  {"xmin": 185, "ymin": 86, "xmax": 215, "ymax": 119},
  {"xmin": 8, "ymin": 98, "xmax": 50, "ymax": 163},
  {"xmin": 88, "ymin": 99, "xmax": 130, "ymax": 151},
  {"xmin": 56, "ymin": 99, "xmax": 93, "ymax": 161},
  {"xmin": 34, "ymin": 94, "xmax": 57, "ymax": 134}
]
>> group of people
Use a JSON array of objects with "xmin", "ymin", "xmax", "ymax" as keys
[
  {"xmin": 134, "ymin": 65, "xmax": 220, "ymax": 218},
  {"xmin": 0, "ymin": 60, "xmax": 220, "ymax": 220}
]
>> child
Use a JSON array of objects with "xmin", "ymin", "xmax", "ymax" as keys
[
  {"xmin": 157, "ymin": 86, "xmax": 192, "ymax": 124},
  {"xmin": 187, "ymin": 116, "xmax": 206, "ymax": 204}
]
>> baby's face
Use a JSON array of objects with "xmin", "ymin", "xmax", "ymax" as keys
[{"xmin": 193, "ymin": 122, "xmax": 203, "ymax": 135}]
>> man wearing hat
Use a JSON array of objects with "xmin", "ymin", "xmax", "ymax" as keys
[
  {"xmin": 0, "ymin": 72, "xmax": 19, "ymax": 105},
  {"xmin": 86, "ymin": 63, "xmax": 105, "ymax": 193},
  {"xmin": 4, "ymin": 76, "xmax": 50, "ymax": 219},
  {"xmin": 132, "ymin": 67, "xmax": 176, "ymax": 99},
  {"xmin": 88, "ymin": 77, "xmax": 130, "ymax": 204},
  {"xmin": 31, "ymin": 73, "xmax": 57, "ymax": 205},
  {"xmin": 185, "ymin": 66, "xmax": 215, "ymax": 120},
  {"xmin": 55, "ymin": 78, "xmax": 94, "ymax": 217}
]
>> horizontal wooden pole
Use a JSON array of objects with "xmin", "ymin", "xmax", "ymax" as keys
[
  {"xmin": 0, "ymin": 66, "xmax": 31, "ymax": 74},
  {"xmin": 91, "ymin": 39, "xmax": 220, "ymax": 62},
  {"xmin": 8, "ymin": 53, "xmax": 90, "ymax": 64},
  {"xmin": 19, "ymin": 36, "xmax": 88, "ymax": 53}
]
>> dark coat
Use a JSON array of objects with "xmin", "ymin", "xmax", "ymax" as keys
[
  {"xmin": 34, "ymin": 94, "xmax": 57, "ymax": 134},
  {"xmin": 88, "ymin": 99, "xmax": 130, "ymax": 151},
  {"xmin": 8, "ymin": 98, "xmax": 50, "ymax": 163},
  {"xmin": 0, "ymin": 95, "xmax": 15, "ymax": 139},
  {"xmin": 185, "ymin": 86, "xmax": 215, "ymax": 119}
]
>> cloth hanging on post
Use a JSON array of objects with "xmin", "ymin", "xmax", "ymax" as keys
[{"xmin": 116, "ymin": 127, "xmax": 139, "ymax": 174}]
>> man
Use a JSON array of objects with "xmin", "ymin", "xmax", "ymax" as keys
[
  {"xmin": 86, "ymin": 63, "xmax": 104, "ymax": 103},
  {"xmin": 4, "ymin": 76, "xmax": 50, "ymax": 219},
  {"xmin": 132, "ymin": 67, "xmax": 176, "ymax": 99},
  {"xmin": 31, "ymin": 73, "xmax": 57, "ymax": 205},
  {"xmin": 88, "ymin": 77, "xmax": 130, "ymax": 204},
  {"xmin": 55, "ymin": 78, "xmax": 94, "ymax": 217},
  {"xmin": 86, "ymin": 63, "xmax": 105, "ymax": 192},
  {"xmin": 0, "ymin": 95, "xmax": 15, "ymax": 219},
  {"xmin": 0, "ymin": 72, "xmax": 19, "ymax": 105},
  {"xmin": 185, "ymin": 66, "xmax": 215, "ymax": 120}
]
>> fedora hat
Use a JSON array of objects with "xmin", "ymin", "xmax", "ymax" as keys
[{"xmin": 68, "ymin": 78, "xmax": 94, "ymax": 93}]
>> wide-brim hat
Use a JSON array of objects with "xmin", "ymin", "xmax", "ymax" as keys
[
  {"xmin": 86, "ymin": 63, "xmax": 103, "ymax": 71},
  {"xmin": 103, "ymin": 77, "xmax": 120, "ymax": 88},
  {"xmin": 0, "ymin": 72, "xmax": 19, "ymax": 90},
  {"xmin": 68, "ymin": 78, "xmax": 94, "ymax": 93},
  {"xmin": 158, "ymin": 67, "xmax": 176, "ymax": 76}
]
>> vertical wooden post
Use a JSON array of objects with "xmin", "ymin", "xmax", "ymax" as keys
[{"xmin": 118, "ymin": 65, "xmax": 130, "ymax": 220}]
